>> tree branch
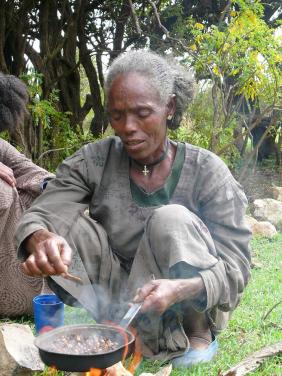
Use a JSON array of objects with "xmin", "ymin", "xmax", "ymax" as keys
[
  {"xmin": 218, "ymin": 106, "xmax": 275, "ymax": 157},
  {"xmin": 147, "ymin": 0, "xmax": 169, "ymax": 36},
  {"xmin": 128, "ymin": 0, "xmax": 142, "ymax": 36},
  {"xmin": 110, "ymin": 0, "xmax": 130, "ymax": 62},
  {"xmin": 25, "ymin": 42, "xmax": 44, "ymax": 72},
  {"xmin": 36, "ymin": 140, "xmax": 92, "ymax": 162},
  {"xmin": 263, "ymin": 300, "xmax": 282, "ymax": 321},
  {"xmin": 238, "ymin": 113, "xmax": 279, "ymax": 182},
  {"xmin": 146, "ymin": 0, "xmax": 203, "ymax": 66},
  {"xmin": 0, "ymin": 0, "xmax": 8, "ymax": 72},
  {"xmin": 219, "ymin": 0, "xmax": 232, "ymax": 23},
  {"xmin": 219, "ymin": 341, "xmax": 282, "ymax": 376}
]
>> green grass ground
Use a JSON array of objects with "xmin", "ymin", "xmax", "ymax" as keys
[{"xmin": 2, "ymin": 235, "xmax": 282, "ymax": 375}]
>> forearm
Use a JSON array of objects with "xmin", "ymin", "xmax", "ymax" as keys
[{"xmin": 174, "ymin": 276, "xmax": 205, "ymax": 303}]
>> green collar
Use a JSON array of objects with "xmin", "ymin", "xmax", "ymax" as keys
[{"xmin": 130, "ymin": 142, "xmax": 185, "ymax": 207}]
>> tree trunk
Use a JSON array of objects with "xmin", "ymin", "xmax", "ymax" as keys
[
  {"xmin": 78, "ymin": 2, "xmax": 106, "ymax": 136},
  {"xmin": 0, "ymin": 1, "xmax": 8, "ymax": 73},
  {"xmin": 210, "ymin": 84, "xmax": 221, "ymax": 151}
]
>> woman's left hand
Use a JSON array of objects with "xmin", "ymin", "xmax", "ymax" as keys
[
  {"xmin": 133, "ymin": 277, "xmax": 205, "ymax": 315},
  {"xmin": 132, "ymin": 279, "xmax": 181, "ymax": 315}
]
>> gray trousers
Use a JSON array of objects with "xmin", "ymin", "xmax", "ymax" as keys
[{"xmin": 49, "ymin": 204, "xmax": 223, "ymax": 360}]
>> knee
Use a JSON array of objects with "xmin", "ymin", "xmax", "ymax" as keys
[
  {"xmin": 147, "ymin": 204, "xmax": 194, "ymax": 234},
  {"xmin": 146, "ymin": 204, "xmax": 211, "ymax": 248},
  {"xmin": 145, "ymin": 205, "xmax": 197, "ymax": 249}
]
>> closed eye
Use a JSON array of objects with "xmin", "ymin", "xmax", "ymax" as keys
[
  {"xmin": 137, "ymin": 108, "xmax": 152, "ymax": 118},
  {"xmin": 109, "ymin": 111, "xmax": 122, "ymax": 121}
]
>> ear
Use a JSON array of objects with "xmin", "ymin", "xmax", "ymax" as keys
[{"xmin": 166, "ymin": 94, "xmax": 176, "ymax": 118}]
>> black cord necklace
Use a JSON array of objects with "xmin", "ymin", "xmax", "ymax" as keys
[{"xmin": 130, "ymin": 140, "xmax": 170, "ymax": 176}]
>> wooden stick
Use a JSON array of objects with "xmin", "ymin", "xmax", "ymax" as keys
[
  {"xmin": 219, "ymin": 341, "xmax": 282, "ymax": 375},
  {"xmin": 263, "ymin": 300, "xmax": 282, "ymax": 320},
  {"xmin": 62, "ymin": 272, "xmax": 83, "ymax": 285}
]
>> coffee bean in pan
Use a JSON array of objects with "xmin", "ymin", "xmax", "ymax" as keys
[{"xmin": 47, "ymin": 333, "xmax": 119, "ymax": 355}]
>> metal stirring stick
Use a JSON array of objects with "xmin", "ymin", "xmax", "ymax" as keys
[
  {"xmin": 119, "ymin": 302, "xmax": 143, "ymax": 329},
  {"xmin": 119, "ymin": 274, "xmax": 155, "ymax": 329}
]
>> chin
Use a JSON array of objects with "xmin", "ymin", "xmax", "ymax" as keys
[{"xmin": 125, "ymin": 147, "xmax": 147, "ymax": 161}]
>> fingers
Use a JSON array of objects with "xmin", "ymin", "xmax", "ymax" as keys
[
  {"xmin": 0, "ymin": 162, "xmax": 16, "ymax": 186},
  {"xmin": 22, "ymin": 254, "xmax": 47, "ymax": 276},
  {"xmin": 133, "ymin": 281, "xmax": 157, "ymax": 302},
  {"xmin": 46, "ymin": 238, "xmax": 69, "ymax": 274},
  {"xmin": 133, "ymin": 280, "xmax": 178, "ymax": 315},
  {"xmin": 140, "ymin": 290, "xmax": 165, "ymax": 314},
  {"xmin": 59, "ymin": 239, "xmax": 72, "ymax": 268},
  {"xmin": 23, "ymin": 248, "xmax": 57, "ymax": 276},
  {"xmin": 133, "ymin": 281, "xmax": 162, "ymax": 313},
  {"xmin": 22, "ymin": 235, "xmax": 72, "ymax": 277}
]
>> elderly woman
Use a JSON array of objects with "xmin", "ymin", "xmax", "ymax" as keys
[
  {"xmin": 0, "ymin": 73, "xmax": 52, "ymax": 316},
  {"xmin": 16, "ymin": 50, "xmax": 251, "ymax": 366}
]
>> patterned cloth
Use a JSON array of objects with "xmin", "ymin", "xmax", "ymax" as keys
[{"xmin": 0, "ymin": 138, "xmax": 52, "ymax": 316}]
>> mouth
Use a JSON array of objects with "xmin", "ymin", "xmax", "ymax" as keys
[
  {"xmin": 123, "ymin": 140, "xmax": 145, "ymax": 152},
  {"xmin": 124, "ymin": 140, "xmax": 144, "ymax": 146}
]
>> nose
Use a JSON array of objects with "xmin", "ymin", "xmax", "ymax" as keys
[{"xmin": 123, "ymin": 114, "xmax": 137, "ymax": 134}]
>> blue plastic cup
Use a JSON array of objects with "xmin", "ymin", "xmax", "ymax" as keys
[{"xmin": 33, "ymin": 294, "xmax": 64, "ymax": 334}]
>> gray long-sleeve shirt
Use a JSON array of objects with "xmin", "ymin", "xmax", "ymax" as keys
[{"xmin": 16, "ymin": 136, "xmax": 251, "ymax": 316}]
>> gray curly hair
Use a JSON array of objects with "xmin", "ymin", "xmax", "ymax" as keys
[
  {"xmin": 105, "ymin": 50, "xmax": 195, "ymax": 130},
  {"xmin": 0, "ymin": 72, "xmax": 29, "ymax": 132}
]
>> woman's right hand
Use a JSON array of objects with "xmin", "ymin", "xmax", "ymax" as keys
[
  {"xmin": 22, "ymin": 229, "xmax": 72, "ymax": 277},
  {"xmin": 0, "ymin": 162, "xmax": 16, "ymax": 187}
]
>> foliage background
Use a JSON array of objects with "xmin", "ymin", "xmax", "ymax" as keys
[{"xmin": 0, "ymin": 0, "xmax": 281, "ymax": 172}]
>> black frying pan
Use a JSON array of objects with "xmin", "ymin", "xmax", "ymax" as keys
[{"xmin": 34, "ymin": 323, "xmax": 135, "ymax": 372}]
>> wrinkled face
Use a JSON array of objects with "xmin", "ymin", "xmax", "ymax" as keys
[{"xmin": 107, "ymin": 72, "xmax": 174, "ymax": 163}]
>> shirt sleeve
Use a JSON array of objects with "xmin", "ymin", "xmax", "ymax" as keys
[
  {"xmin": 196, "ymin": 154, "xmax": 252, "ymax": 312},
  {"xmin": 0, "ymin": 138, "xmax": 53, "ymax": 196},
  {"xmin": 16, "ymin": 147, "xmax": 92, "ymax": 259}
]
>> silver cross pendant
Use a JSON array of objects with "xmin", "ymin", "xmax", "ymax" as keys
[{"xmin": 142, "ymin": 165, "xmax": 150, "ymax": 176}]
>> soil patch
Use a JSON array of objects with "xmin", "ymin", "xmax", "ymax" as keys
[{"xmin": 236, "ymin": 164, "xmax": 282, "ymax": 203}]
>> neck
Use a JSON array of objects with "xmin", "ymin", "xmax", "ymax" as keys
[{"xmin": 130, "ymin": 139, "xmax": 170, "ymax": 176}]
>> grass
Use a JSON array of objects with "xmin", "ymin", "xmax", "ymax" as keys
[{"xmin": 3, "ymin": 234, "xmax": 282, "ymax": 375}]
